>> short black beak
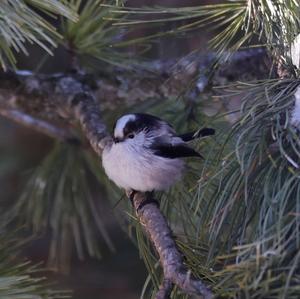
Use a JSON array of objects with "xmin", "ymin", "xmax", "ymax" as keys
[{"xmin": 113, "ymin": 137, "xmax": 120, "ymax": 143}]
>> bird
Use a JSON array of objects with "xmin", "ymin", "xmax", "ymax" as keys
[{"xmin": 102, "ymin": 113, "xmax": 215, "ymax": 193}]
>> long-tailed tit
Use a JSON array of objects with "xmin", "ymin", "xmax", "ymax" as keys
[{"xmin": 102, "ymin": 113, "xmax": 214, "ymax": 193}]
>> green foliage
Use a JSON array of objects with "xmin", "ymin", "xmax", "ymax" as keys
[
  {"xmin": 204, "ymin": 80, "xmax": 300, "ymax": 298},
  {"xmin": 0, "ymin": 0, "xmax": 77, "ymax": 70},
  {"xmin": 60, "ymin": 0, "xmax": 133, "ymax": 67},
  {"xmin": 135, "ymin": 79, "xmax": 300, "ymax": 298},
  {"xmin": 106, "ymin": 1, "xmax": 300, "ymax": 295},
  {"xmin": 60, "ymin": 0, "xmax": 174, "ymax": 68},
  {"xmin": 0, "ymin": 234, "xmax": 69, "ymax": 299},
  {"xmin": 0, "ymin": 0, "xmax": 179, "ymax": 70},
  {"xmin": 106, "ymin": 1, "xmax": 251, "ymax": 61},
  {"xmin": 6, "ymin": 143, "xmax": 115, "ymax": 273},
  {"xmin": 108, "ymin": 0, "xmax": 300, "ymax": 64}
]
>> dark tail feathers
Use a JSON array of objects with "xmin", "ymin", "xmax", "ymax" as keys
[{"xmin": 179, "ymin": 128, "xmax": 215, "ymax": 142}]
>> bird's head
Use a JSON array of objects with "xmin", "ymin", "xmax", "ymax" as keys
[{"xmin": 112, "ymin": 113, "xmax": 170, "ymax": 144}]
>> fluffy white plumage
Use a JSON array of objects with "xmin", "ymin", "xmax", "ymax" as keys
[
  {"xmin": 102, "ymin": 114, "xmax": 185, "ymax": 191},
  {"xmin": 101, "ymin": 113, "xmax": 215, "ymax": 192},
  {"xmin": 102, "ymin": 135, "xmax": 184, "ymax": 191}
]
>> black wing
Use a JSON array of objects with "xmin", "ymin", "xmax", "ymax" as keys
[
  {"xmin": 179, "ymin": 128, "xmax": 215, "ymax": 142},
  {"xmin": 150, "ymin": 143, "xmax": 203, "ymax": 159}
]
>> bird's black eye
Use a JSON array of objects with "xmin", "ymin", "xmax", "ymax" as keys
[{"xmin": 127, "ymin": 133, "xmax": 134, "ymax": 139}]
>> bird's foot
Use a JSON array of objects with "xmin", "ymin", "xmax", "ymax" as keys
[
  {"xmin": 126, "ymin": 189, "xmax": 137, "ymax": 202},
  {"xmin": 125, "ymin": 190, "xmax": 160, "ymax": 211},
  {"xmin": 137, "ymin": 192, "xmax": 160, "ymax": 212}
]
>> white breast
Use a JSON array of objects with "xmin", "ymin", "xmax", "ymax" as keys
[{"xmin": 102, "ymin": 140, "xmax": 185, "ymax": 192}]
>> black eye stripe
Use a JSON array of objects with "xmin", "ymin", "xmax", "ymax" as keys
[
  {"xmin": 123, "ymin": 121, "xmax": 139, "ymax": 136},
  {"xmin": 123, "ymin": 116, "xmax": 160, "ymax": 136}
]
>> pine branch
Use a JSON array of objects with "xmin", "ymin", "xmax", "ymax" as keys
[
  {"xmin": 0, "ymin": 235, "xmax": 70, "ymax": 299},
  {"xmin": 156, "ymin": 279, "xmax": 173, "ymax": 299},
  {"xmin": 0, "ymin": 108, "xmax": 78, "ymax": 142},
  {"xmin": 0, "ymin": 0, "xmax": 77, "ymax": 70},
  {"xmin": 132, "ymin": 192, "xmax": 213, "ymax": 299},
  {"xmin": 66, "ymin": 90, "xmax": 110, "ymax": 155},
  {"xmin": 0, "ymin": 49, "xmax": 270, "ymax": 126}
]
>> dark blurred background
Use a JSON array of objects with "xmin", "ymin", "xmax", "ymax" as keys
[{"xmin": 0, "ymin": 1, "xmax": 218, "ymax": 298}]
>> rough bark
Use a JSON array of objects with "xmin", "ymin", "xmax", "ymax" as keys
[
  {"xmin": 133, "ymin": 192, "xmax": 212, "ymax": 299},
  {"xmin": 0, "ymin": 49, "xmax": 270, "ymax": 127},
  {"xmin": 156, "ymin": 279, "xmax": 173, "ymax": 299}
]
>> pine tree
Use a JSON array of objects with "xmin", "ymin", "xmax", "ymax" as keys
[{"xmin": 0, "ymin": 1, "xmax": 299, "ymax": 299}]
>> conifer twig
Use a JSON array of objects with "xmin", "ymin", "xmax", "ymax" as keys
[{"xmin": 0, "ymin": 108, "xmax": 78, "ymax": 143}]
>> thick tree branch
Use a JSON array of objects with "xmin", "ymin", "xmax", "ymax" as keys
[
  {"xmin": 66, "ymin": 90, "xmax": 110, "ymax": 155},
  {"xmin": 156, "ymin": 279, "xmax": 173, "ymax": 299},
  {"xmin": 0, "ymin": 71, "xmax": 111, "ymax": 154},
  {"xmin": 133, "ymin": 192, "xmax": 213, "ymax": 299},
  {"xmin": 0, "ymin": 49, "xmax": 270, "ymax": 126}
]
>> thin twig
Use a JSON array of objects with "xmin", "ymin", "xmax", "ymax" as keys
[{"xmin": 0, "ymin": 108, "xmax": 78, "ymax": 143}]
